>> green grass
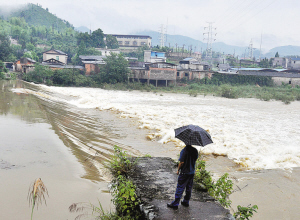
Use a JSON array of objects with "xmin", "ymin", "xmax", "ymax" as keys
[{"xmin": 103, "ymin": 81, "xmax": 300, "ymax": 105}]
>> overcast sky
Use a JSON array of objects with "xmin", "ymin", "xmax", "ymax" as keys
[{"xmin": 2, "ymin": 0, "xmax": 300, "ymax": 51}]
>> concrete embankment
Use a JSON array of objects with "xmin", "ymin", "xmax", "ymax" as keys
[{"xmin": 129, "ymin": 157, "xmax": 233, "ymax": 220}]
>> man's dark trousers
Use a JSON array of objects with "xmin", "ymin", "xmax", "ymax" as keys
[{"xmin": 171, "ymin": 173, "xmax": 194, "ymax": 206}]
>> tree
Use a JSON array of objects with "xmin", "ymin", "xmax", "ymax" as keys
[
  {"xmin": 0, "ymin": 33, "xmax": 12, "ymax": 61},
  {"xmin": 275, "ymin": 52, "xmax": 279, "ymax": 57},
  {"xmin": 106, "ymin": 35, "xmax": 119, "ymax": 49},
  {"xmin": 91, "ymin": 28, "xmax": 105, "ymax": 48},
  {"xmin": 99, "ymin": 53, "xmax": 129, "ymax": 84}
]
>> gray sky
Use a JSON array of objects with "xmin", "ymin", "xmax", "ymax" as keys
[{"xmin": 2, "ymin": 0, "xmax": 300, "ymax": 51}]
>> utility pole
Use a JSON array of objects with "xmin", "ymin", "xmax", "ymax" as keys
[
  {"xmin": 259, "ymin": 33, "xmax": 263, "ymax": 62},
  {"xmin": 203, "ymin": 22, "xmax": 217, "ymax": 65}
]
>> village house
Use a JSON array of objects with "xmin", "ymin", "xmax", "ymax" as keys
[
  {"xmin": 288, "ymin": 57, "xmax": 300, "ymax": 70},
  {"xmin": 129, "ymin": 62, "xmax": 177, "ymax": 87},
  {"xmin": 95, "ymin": 48, "xmax": 120, "ymax": 56},
  {"xmin": 105, "ymin": 34, "xmax": 152, "ymax": 49},
  {"xmin": 177, "ymin": 58, "xmax": 210, "ymax": 81},
  {"xmin": 43, "ymin": 49, "xmax": 68, "ymax": 64},
  {"xmin": 42, "ymin": 58, "xmax": 84, "ymax": 71},
  {"xmin": 14, "ymin": 57, "xmax": 36, "ymax": 73},
  {"xmin": 144, "ymin": 50, "xmax": 167, "ymax": 63},
  {"xmin": 271, "ymin": 57, "xmax": 288, "ymax": 68},
  {"xmin": 79, "ymin": 55, "xmax": 106, "ymax": 75}
]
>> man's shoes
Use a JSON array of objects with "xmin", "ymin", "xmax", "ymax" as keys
[
  {"xmin": 167, "ymin": 203, "xmax": 178, "ymax": 210},
  {"xmin": 181, "ymin": 201, "xmax": 189, "ymax": 207}
]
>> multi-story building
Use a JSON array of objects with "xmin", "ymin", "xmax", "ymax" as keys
[{"xmin": 104, "ymin": 34, "xmax": 152, "ymax": 49}]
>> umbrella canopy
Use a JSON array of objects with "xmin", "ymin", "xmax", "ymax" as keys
[{"xmin": 175, "ymin": 124, "xmax": 213, "ymax": 146}]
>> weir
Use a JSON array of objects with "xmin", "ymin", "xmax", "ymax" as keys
[{"xmin": 129, "ymin": 157, "xmax": 233, "ymax": 220}]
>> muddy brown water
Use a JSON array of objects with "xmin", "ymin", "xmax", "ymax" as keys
[{"xmin": 1, "ymin": 80, "xmax": 299, "ymax": 220}]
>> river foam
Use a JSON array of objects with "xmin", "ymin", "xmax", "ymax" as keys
[{"xmin": 18, "ymin": 85, "xmax": 300, "ymax": 170}]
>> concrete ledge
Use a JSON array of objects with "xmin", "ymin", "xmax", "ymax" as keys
[{"xmin": 129, "ymin": 157, "xmax": 232, "ymax": 220}]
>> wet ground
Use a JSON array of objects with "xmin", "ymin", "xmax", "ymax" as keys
[{"xmin": 129, "ymin": 157, "xmax": 231, "ymax": 220}]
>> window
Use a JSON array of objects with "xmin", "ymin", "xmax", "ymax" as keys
[
  {"xmin": 177, "ymin": 72, "xmax": 180, "ymax": 77},
  {"xmin": 125, "ymin": 41, "xmax": 130, "ymax": 45},
  {"xmin": 141, "ymin": 42, "xmax": 146, "ymax": 45},
  {"xmin": 56, "ymin": 56, "xmax": 59, "ymax": 61},
  {"xmin": 118, "ymin": 41, "xmax": 123, "ymax": 45},
  {"xmin": 133, "ymin": 41, "xmax": 137, "ymax": 46},
  {"xmin": 185, "ymin": 73, "xmax": 189, "ymax": 77}
]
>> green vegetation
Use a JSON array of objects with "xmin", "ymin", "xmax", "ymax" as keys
[
  {"xmin": 70, "ymin": 146, "xmax": 140, "ymax": 219},
  {"xmin": 92, "ymin": 53, "xmax": 130, "ymax": 84},
  {"xmin": 105, "ymin": 145, "xmax": 137, "ymax": 177},
  {"xmin": 69, "ymin": 201, "xmax": 120, "ymax": 220},
  {"xmin": 0, "ymin": 3, "xmax": 117, "ymax": 64},
  {"xmin": 194, "ymin": 156, "xmax": 258, "ymax": 219},
  {"xmin": 23, "ymin": 64, "xmax": 93, "ymax": 87},
  {"xmin": 234, "ymin": 205, "xmax": 258, "ymax": 220}
]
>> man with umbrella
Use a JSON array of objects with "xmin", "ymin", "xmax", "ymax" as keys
[{"xmin": 167, "ymin": 125, "xmax": 213, "ymax": 210}]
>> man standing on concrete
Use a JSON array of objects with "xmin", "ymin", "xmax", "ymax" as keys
[{"xmin": 167, "ymin": 145, "xmax": 198, "ymax": 210}]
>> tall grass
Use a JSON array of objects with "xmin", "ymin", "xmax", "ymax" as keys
[{"xmin": 28, "ymin": 178, "xmax": 49, "ymax": 220}]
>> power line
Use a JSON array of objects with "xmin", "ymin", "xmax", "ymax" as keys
[{"xmin": 203, "ymin": 22, "xmax": 216, "ymax": 62}]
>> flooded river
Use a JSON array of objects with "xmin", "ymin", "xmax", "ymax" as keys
[{"xmin": 1, "ymin": 80, "xmax": 300, "ymax": 219}]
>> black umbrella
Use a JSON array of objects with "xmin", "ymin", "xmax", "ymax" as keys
[{"xmin": 175, "ymin": 124, "xmax": 213, "ymax": 146}]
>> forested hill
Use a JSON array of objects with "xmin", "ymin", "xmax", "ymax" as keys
[{"xmin": 1, "ymin": 3, "xmax": 73, "ymax": 31}]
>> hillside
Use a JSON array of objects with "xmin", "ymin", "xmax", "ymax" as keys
[
  {"xmin": 1, "ymin": 3, "xmax": 73, "ymax": 31},
  {"xmin": 264, "ymin": 45, "xmax": 300, "ymax": 58},
  {"xmin": 133, "ymin": 30, "xmax": 300, "ymax": 58},
  {"xmin": 132, "ymin": 30, "xmax": 249, "ymax": 56}
]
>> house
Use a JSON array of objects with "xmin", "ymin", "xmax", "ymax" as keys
[
  {"xmin": 176, "ymin": 58, "xmax": 210, "ymax": 81},
  {"xmin": 288, "ymin": 57, "xmax": 300, "ymax": 70},
  {"xmin": 217, "ymin": 63, "xmax": 231, "ymax": 72},
  {"xmin": 129, "ymin": 62, "xmax": 177, "ymax": 87},
  {"xmin": 105, "ymin": 34, "xmax": 152, "ymax": 49},
  {"xmin": 43, "ymin": 49, "xmax": 68, "ymax": 64},
  {"xmin": 95, "ymin": 48, "xmax": 120, "ymax": 56},
  {"xmin": 79, "ymin": 55, "xmax": 106, "ymax": 75},
  {"xmin": 42, "ymin": 58, "xmax": 84, "ymax": 71},
  {"xmin": 271, "ymin": 57, "xmax": 288, "ymax": 68},
  {"xmin": 14, "ymin": 57, "xmax": 36, "ymax": 73},
  {"xmin": 144, "ymin": 50, "xmax": 167, "ymax": 63}
]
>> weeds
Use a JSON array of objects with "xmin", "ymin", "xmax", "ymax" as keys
[
  {"xmin": 111, "ymin": 175, "xmax": 141, "ymax": 218},
  {"xmin": 69, "ymin": 201, "xmax": 120, "ymax": 220},
  {"xmin": 28, "ymin": 178, "xmax": 49, "ymax": 220},
  {"xmin": 104, "ymin": 145, "xmax": 137, "ymax": 177},
  {"xmin": 194, "ymin": 157, "xmax": 257, "ymax": 218},
  {"xmin": 234, "ymin": 205, "xmax": 258, "ymax": 220}
]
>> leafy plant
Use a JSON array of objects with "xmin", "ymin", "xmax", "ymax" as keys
[
  {"xmin": 234, "ymin": 204, "xmax": 258, "ymax": 220},
  {"xmin": 194, "ymin": 159, "xmax": 213, "ymax": 192},
  {"xmin": 210, "ymin": 173, "xmax": 233, "ymax": 208},
  {"xmin": 105, "ymin": 145, "xmax": 137, "ymax": 177},
  {"xmin": 111, "ymin": 175, "xmax": 140, "ymax": 218},
  {"xmin": 28, "ymin": 178, "xmax": 49, "ymax": 220}
]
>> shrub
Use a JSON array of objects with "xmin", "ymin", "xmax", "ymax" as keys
[
  {"xmin": 234, "ymin": 205, "xmax": 258, "ymax": 220},
  {"xmin": 105, "ymin": 145, "xmax": 137, "ymax": 177},
  {"xmin": 219, "ymin": 84, "xmax": 238, "ymax": 99},
  {"xmin": 210, "ymin": 173, "xmax": 233, "ymax": 208},
  {"xmin": 111, "ymin": 175, "xmax": 140, "ymax": 218},
  {"xmin": 188, "ymin": 90, "xmax": 198, "ymax": 97},
  {"xmin": 194, "ymin": 159, "xmax": 213, "ymax": 192}
]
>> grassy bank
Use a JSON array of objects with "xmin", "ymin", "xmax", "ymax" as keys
[{"xmin": 102, "ymin": 81, "xmax": 300, "ymax": 105}]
